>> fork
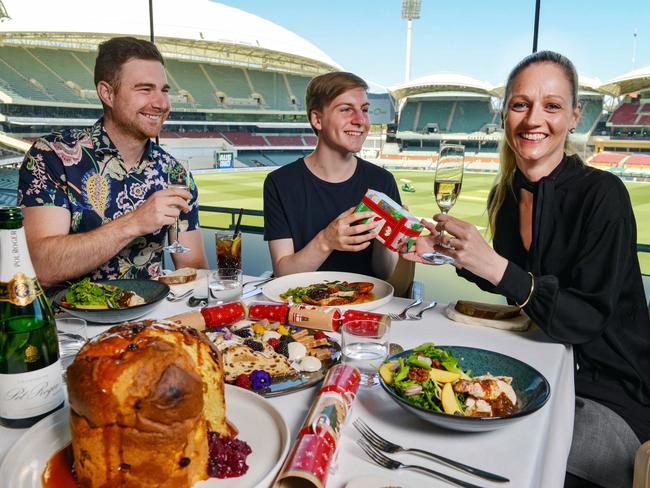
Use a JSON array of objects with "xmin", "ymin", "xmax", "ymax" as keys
[
  {"xmin": 166, "ymin": 289, "xmax": 193, "ymax": 302},
  {"xmin": 388, "ymin": 298, "xmax": 422, "ymax": 321},
  {"xmin": 354, "ymin": 419, "xmax": 508, "ymax": 483},
  {"xmin": 407, "ymin": 300, "xmax": 438, "ymax": 320},
  {"xmin": 357, "ymin": 438, "xmax": 484, "ymax": 488}
]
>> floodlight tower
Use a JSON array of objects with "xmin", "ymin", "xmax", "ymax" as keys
[{"xmin": 401, "ymin": 0, "xmax": 421, "ymax": 83}]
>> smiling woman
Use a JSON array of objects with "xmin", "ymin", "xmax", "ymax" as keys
[{"xmin": 405, "ymin": 50, "xmax": 650, "ymax": 488}]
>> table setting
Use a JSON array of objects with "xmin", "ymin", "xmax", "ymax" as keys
[{"xmin": 0, "ymin": 262, "xmax": 575, "ymax": 488}]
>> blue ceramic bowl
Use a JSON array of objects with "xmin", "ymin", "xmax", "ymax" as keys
[
  {"xmin": 379, "ymin": 346, "xmax": 551, "ymax": 432},
  {"xmin": 54, "ymin": 279, "xmax": 170, "ymax": 324}
]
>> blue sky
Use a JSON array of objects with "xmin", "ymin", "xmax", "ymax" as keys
[{"xmin": 219, "ymin": 0, "xmax": 650, "ymax": 88}]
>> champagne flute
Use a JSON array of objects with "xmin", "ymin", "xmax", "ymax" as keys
[
  {"xmin": 423, "ymin": 144, "xmax": 465, "ymax": 265},
  {"xmin": 164, "ymin": 159, "xmax": 190, "ymax": 254}
]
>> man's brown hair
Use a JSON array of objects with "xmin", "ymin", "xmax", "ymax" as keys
[
  {"xmin": 305, "ymin": 71, "xmax": 368, "ymax": 135},
  {"xmin": 94, "ymin": 36, "xmax": 165, "ymax": 91}
]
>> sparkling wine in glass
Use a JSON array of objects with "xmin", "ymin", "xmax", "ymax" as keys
[
  {"xmin": 164, "ymin": 159, "xmax": 190, "ymax": 254},
  {"xmin": 423, "ymin": 144, "xmax": 465, "ymax": 265}
]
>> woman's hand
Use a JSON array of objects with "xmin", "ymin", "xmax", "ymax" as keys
[
  {"xmin": 400, "ymin": 219, "xmax": 439, "ymax": 263},
  {"xmin": 432, "ymin": 213, "xmax": 509, "ymax": 285}
]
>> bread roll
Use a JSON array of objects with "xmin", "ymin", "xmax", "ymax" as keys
[
  {"xmin": 158, "ymin": 267, "xmax": 197, "ymax": 285},
  {"xmin": 66, "ymin": 320, "xmax": 232, "ymax": 488},
  {"xmin": 454, "ymin": 300, "xmax": 521, "ymax": 320}
]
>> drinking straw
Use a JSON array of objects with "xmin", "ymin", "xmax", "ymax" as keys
[{"xmin": 233, "ymin": 207, "xmax": 244, "ymax": 236}]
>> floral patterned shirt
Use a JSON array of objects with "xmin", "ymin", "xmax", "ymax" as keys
[{"xmin": 17, "ymin": 118, "xmax": 199, "ymax": 281}]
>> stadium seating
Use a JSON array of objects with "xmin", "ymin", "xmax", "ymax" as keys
[
  {"xmin": 590, "ymin": 152, "xmax": 626, "ymax": 166},
  {"xmin": 576, "ymin": 98, "xmax": 603, "ymax": 133},
  {"xmin": 609, "ymin": 103, "xmax": 640, "ymax": 125},
  {"xmin": 448, "ymin": 100, "xmax": 493, "ymax": 133},
  {"xmin": 166, "ymin": 59, "xmax": 218, "ymax": 107},
  {"xmin": 624, "ymin": 154, "xmax": 650, "ymax": 169},
  {"xmin": 0, "ymin": 45, "xmax": 314, "ymax": 113},
  {"xmin": 0, "ymin": 167, "xmax": 18, "ymax": 206},
  {"xmin": 246, "ymin": 70, "xmax": 296, "ymax": 111},
  {"xmin": 397, "ymin": 99, "xmax": 494, "ymax": 134},
  {"xmin": 219, "ymin": 131, "xmax": 267, "ymax": 146},
  {"xmin": 416, "ymin": 100, "xmax": 452, "ymax": 132},
  {"xmin": 398, "ymin": 102, "xmax": 418, "ymax": 131},
  {"xmin": 266, "ymin": 135, "xmax": 304, "ymax": 146}
]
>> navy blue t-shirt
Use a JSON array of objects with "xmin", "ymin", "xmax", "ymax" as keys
[{"xmin": 263, "ymin": 157, "xmax": 401, "ymax": 276}]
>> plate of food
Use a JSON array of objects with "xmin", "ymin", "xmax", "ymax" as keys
[
  {"xmin": 0, "ymin": 320, "xmax": 291, "ymax": 488},
  {"xmin": 378, "ymin": 342, "xmax": 550, "ymax": 432},
  {"xmin": 445, "ymin": 300, "xmax": 531, "ymax": 331},
  {"xmin": 206, "ymin": 321, "xmax": 341, "ymax": 397},
  {"xmin": 262, "ymin": 271, "xmax": 394, "ymax": 311},
  {"xmin": 0, "ymin": 386, "xmax": 289, "ymax": 488},
  {"xmin": 52, "ymin": 278, "xmax": 169, "ymax": 324}
]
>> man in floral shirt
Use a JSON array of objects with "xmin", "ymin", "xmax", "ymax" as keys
[{"xmin": 17, "ymin": 37, "xmax": 207, "ymax": 286}]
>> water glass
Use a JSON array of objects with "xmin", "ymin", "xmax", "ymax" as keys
[
  {"xmin": 341, "ymin": 319, "xmax": 390, "ymax": 388},
  {"xmin": 56, "ymin": 317, "xmax": 87, "ymax": 372},
  {"xmin": 208, "ymin": 268, "xmax": 243, "ymax": 305},
  {"xmin": 215, "ymin": 231, "xmax": 242, "ymax": 270}
]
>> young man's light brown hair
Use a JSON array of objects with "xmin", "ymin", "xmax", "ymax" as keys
[
  {"xmin": 305, "ymin": 71, "xmax": 368, "ymax": 135},
  {"xmin": 94, "ymin": 36, "xmax": 165, "ymax": 92}
]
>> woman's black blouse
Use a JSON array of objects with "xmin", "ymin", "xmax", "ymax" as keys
[{"xmin": 459, "ymin": 154, "xmax": 650, "ymax": 441}]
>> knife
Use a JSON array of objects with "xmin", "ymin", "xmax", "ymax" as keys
[{"xmin": 242, "ymin": 285, "xmax": 265, "ymax": 300}]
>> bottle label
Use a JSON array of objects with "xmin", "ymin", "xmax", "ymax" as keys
[
  {"xmin": 0, "ymin": 272, "xmax": 43, "ymax": 306},
  {"xmin": 0, "ymin": 360, "xmax": 64, "ymax": 420}
]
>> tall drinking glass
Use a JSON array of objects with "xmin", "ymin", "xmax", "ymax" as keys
[
  {"xmin": 423, "ymin": 144, "xmax": 465, "ymax": 265},
  {"xmin": 165, "ymin": 159, "xmax": 190, "ymax": 254},
  {"xmin": 341, "ymin": 318, "xmax": 390, "ymax": 388}
]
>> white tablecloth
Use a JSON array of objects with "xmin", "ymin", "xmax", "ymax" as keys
[{"xmin": 0, "ymin": 283, "xmax": 574, "ymax": 488}]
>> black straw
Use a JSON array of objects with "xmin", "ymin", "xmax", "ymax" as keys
[{"xmin": 233, "ymin": 208, "xmax": 244, "ymax": 236}]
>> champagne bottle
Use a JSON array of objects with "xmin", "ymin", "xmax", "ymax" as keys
[{"xmin": 0, "ymin": 206, "xmax": 64, "ymax": 428}]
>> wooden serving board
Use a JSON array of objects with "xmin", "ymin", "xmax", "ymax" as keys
[{"xmin": 445, "ymin": 302, "xmax": 531, "ymax": 331}]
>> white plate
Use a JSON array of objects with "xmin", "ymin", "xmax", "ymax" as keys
[
  {"xmin": 262, "ymin": 271, "xmax": 394, "ymax": 311},
  {"xmin": 0, "ymin": 385, "xmax": 290, "ymax": 488}
]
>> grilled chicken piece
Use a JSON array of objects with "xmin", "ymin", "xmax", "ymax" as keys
[{"xmin": 453, "ymin": 374, "xmax": 516, "ymax": 404}]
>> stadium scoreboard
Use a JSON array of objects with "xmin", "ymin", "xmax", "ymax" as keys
[{"xmin": 214, "ymin": 151, "xmax": 235, "ymax": 169}]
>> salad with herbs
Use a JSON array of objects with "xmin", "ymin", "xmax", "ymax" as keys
[
  {"xmin": 380, "ymin": 343, "xmax": 518, "ymax": 417},
  {"xmin": 62, "ymin": 278, "xmax": 144, "ymax": 309}
]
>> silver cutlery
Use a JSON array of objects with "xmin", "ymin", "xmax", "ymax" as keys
[
  {"xmin": 166, "ymin": 289, "xmax": 193, "ymax": 302},
  {"xmin": 242, "ymin": 275, "xmax": 273, "ymax": 289},
  {"xmin": 388, "ymin": 298, "xmax": 422, "ymax": 321},
  {"xmin": 57, "ymin": 330, "xmax": 86, "ymax": 343},
  {"xmin": 407, "ymin": 300, "xmax": 438, "ymax": 320},
  {"xmin": 354, "ymin": 419, "xmax": 508, "ymax": 483},
  {"xmin": 357, "ymin": 438, "xmax": 484, "ymax": 488},
  {"xmin": 188, "ymin": 296, "xmax": 208, "ymax": 307}
]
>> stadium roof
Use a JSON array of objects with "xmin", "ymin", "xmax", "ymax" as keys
[
  {"xmin": 0, "ymin": 0, "xmax": 341, "ymax": 76},
  {"xmin": 599, "ymin": 66, "xmax": 650, "ymax": 96},
  {"xmin": 389, "ymin": 74, "xmax": 493, "ymax": 100}
]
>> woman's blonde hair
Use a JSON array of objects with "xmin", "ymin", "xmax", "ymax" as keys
[{"xmin": 487, "ymin": 51, "xmax": 579, "ymax": 237}]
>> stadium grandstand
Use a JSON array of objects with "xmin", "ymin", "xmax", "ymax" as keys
[
  {"xmin": 0, "ymin": 0, "xmax": 353, "ymax": 179},
  {"xmin": 1, "ymin": 0, "xmax": 650, "ymax": 199},
  {"xmin": 368, "ymin": 72, "xmax": 623, "ymax": 173},
  {"xmin": 375, "ymin": 74, "xmax": 501, "ymax": 170}
]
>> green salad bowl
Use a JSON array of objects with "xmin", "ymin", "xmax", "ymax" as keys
[
  {"xmin": 53, "ymin": 279, "xmax": 170, "ymax": 324},
  {"xmin": 379, "ymin": 346, "xmax": 551, "ymax": 432}
]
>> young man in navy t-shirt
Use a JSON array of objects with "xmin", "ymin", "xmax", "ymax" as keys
[{"xmin": 263, "ymin": 72, "xmax": 401, "ymax": 278}]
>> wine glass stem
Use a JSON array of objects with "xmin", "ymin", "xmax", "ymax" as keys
[{"xmin": 439, "ymin": 209, "xmax": 449, "ymax": 243}]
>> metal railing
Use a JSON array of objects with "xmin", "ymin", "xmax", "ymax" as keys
[{"xmin": 198, "ymin": 205, "xmax": 264, "ymax": 234}]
